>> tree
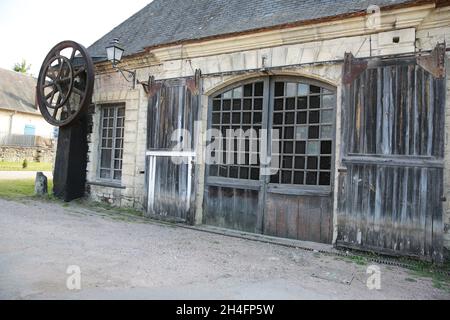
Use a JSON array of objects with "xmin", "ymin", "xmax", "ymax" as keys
[{"xmin": 13, "ymin": 59, "xmax": 31, "ymax": 74}]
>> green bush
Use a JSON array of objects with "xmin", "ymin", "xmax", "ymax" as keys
[{"xmin": 22, "ymin": 159, "xmax": 28, "ymax": 169}]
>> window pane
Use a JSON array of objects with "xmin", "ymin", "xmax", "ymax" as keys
[
  {"xmin": 275, "ymin": 82, "xmax": 284, "ymax": 97},
  {"xmin": 223, "ymin": 90, "xmax": 232, "ymax": 99},
  {"xmin": 321, "ymin": 125, "xmax": 333, "ymax": 139},
  {"xmin": 298, "ymin": 84, "xmax": 309, "ymax": 96},
  {"xmin": 254, "ymin": 82, "xmax": 264, "ymax": 96},
  {"xmin": 244, "ymin": 84, "xmax": 253, "ymax": 97},
  {"xmin": 286, "ymin": 83, "xmax": 297, "ymax": 97},
  {"xmin": 233, "ymin": 87, "xmax": 242, "ymax": 99},
  {"xmin": 101, "ymin": 149, "xmax": 112, "ymax": 168}
]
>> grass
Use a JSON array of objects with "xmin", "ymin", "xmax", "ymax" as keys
[
  {"xmin": 0, "ymin": 161, "xmax": 53, "ymax": 172},
  {"xmin": 406, "ymin": 260, "xmax": 450, "ymax": 292},
  {"xmin": 0, "ymin": 179, "xmax": 54, "ymax": 200}
]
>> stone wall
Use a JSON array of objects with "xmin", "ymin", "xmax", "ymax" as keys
[{"xmin": 0, "ymin": 146, "xmax": 55, "ymax": 163}]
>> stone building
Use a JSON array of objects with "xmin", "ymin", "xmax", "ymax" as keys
[
  {"xmin": 86, "ymin": 0, "xmax": 450, "ymax": 262},
  {"xmin": 0, "ymin": 68, "xmax": 55, "ymax": 162}
]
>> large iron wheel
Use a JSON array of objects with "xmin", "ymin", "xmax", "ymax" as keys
[{"xmin": 37, "ymin": 41, "xmax": 94, "ymax": 127}]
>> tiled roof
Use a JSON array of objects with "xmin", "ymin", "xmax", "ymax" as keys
[
  {"xmin": 88, "ymin": 0, "xmax": 421, "ymax": 59},
  {"xmin": 0, "ymin": 68, "xmax": 38, "ymax": 115}
]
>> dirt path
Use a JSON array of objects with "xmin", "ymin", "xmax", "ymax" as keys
[{"xmin": 0, "ymin": 198, "xmax": 448, "ymax": 300}]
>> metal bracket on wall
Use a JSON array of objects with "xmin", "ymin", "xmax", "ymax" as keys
[
  {"xmin": 417, "ymin": 42, "xmax": 446, "ymax": 79},
  {"xmin": 141, "ymin": 75, "xmax": 162, "ymax": 98},
  {"xmin": 343, "ymin": 52, "xmax": 368, "ymax": 85}
]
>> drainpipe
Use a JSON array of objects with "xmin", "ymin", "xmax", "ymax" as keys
[{"xmin": 8, "ymin": 111, "xmax": 16, "ymax": 135}]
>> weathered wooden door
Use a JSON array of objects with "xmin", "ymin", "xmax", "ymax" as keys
[
  {"xmin": 263, "ymin": 77, "xmax": 335, "ymax": 244},
  {"xmin": 337, "ymin": 45, "xmax": 446, "ymax": 262},
  {"xmin": 146, "ymin": 77, "xmax": 200, "ymax": 223},
  {"xmin": 204, "ymin": 76, "xmax": 336, "ymax": 243}
]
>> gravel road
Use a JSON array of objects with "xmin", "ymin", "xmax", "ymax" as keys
[{"xmin": 0, "ymin": 198, "xmax": 448, "ymax": 300}]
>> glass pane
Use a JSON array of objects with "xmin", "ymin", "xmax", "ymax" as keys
[
  {"xmin": 319, "ymin": 172, "xmax": 331, "ymax": 186},
  {"xmin": 254, "ymin": 99, "xmax": 263, "ymax": 110},
  {"xmin": 240, "ymin": 167, "xmax": 249, "ymax": 179},
  {"xmin": 306, "ymin": 172, "xmax": 318, "ymax": 185},
  {"xmin": 294, "ymin": 171, "xmax": 304, "ymax": 185},
  {"xmin": 323, "ymin": 95, "xmax": 336, "ymax": 108},
  {"xmin": 243, "ymin": 99, "xmax": 252, "ymax": 110},
  {"xmin": 297, "ymin": 96, "xmax": 308, "ymax": 110},
  {"xmin": 282, "ymin": 156, "xmax": 293, "ymax": 169},
  {"xmin": 321, "ymin": 125, "xmax": 333, "ymax": 139},
  {"xmin": 213, "ymin": 100, "xmax": 221, "ymax": 111},
  {"xmin": 307, "ymin": 141, "xmax": 320, "ymax": 155},
  {"xmin": 310, "ymin": 96, "xmax": 320, "ymax": 109},
  {"xmin": 118, "ymin": 108, "xmax": 125, "ymax": 117},
  {"xmin": 281, "ymin": 171, "xmax": 292, "ymax": 184},
  {"xmin": 286, "ymin": 83, "xmax": 297, "ymax": 97},
  {"xmin": 322, "ymin": 109, "xmax": 333, "ymax": 123},
  {"xmin": 320, "ymin": 156, "xmax": 332, "ymax": 170},
  {"xmin": 309, "ymin": 111, "xmax": 320, "ymax": 124},
  {"xmin": 286, "ymin": 98, "xmax": 295, "ymax": 110},
  {"xmin": 274, "ymin": 99, "xmax": 284, "ymax": 111},
  {"xmin": 254, "ymin": 112, "xmax": 262, "ymax": 124},
  {"xmin": 244, "ymin": 84, "xmax": 253, "ymax": 97},
  {"xmin": 250, "ymin": 168, "xmax": 260, "ymax": 180},
  {"xmin": 295, "ymin": 126, "xmax": 308, "ymax": 140},
  {"xmin": 254, "ymin": 82, "xmax": 264, "ymax": 96},
  {"xmin": 233, "ymin": 100, "xmax": 242, "ymax": 110},
  {"xmin": 285, "ymin": 112, "xmax": 295, "ymax": 125},
  {"xmin": 274, "ymin": 113, "xmax": 283, "ymax": 125},
  {"xmin": 321, "ymin": 141, "xmax": 332, "ymax": 154},
  {"xmin": 295, "ymin": 156, "xmax": 305, "ymax": 169},
  {"xmin": 114, "ymin": 171, "xmax": 122, "ymax": 181},
  {"xmin": 297, "ymin": 112, "xmax": 307, "ymax": 124},
  {"xmin": 283, "ymin": 141, "xmax": 294, "ymax": 154},
  {"xmin": 307, "ymin": 157, "xmax": 318, "ymax": 169},
  {"xmin": 223, "ymin": 100, "xmax": 231, "ymax": 110},
  {"xmin": 284, "ymin": 127, "xmax": 294, "ymax": 140},
  {"xmin": 295, "ymin": 141, "xmax": 306, "ymax": 154},
  {"xmin": 100, "ymin": 169, "xmax": 111, "ymax": 179},
  {"xmin": 310, "ymin": 85, "xmax": 321, "ymax": 94},
  {"xmin": 233, "ymin": 87, "xmax": 242, "ymax": 99},
  {"xmin": 298, "ymin": 84, "xmax": 309, "ymax": 96},
  {"xmin": 275, "ymin": 82, "xmax": 284, "ymax": 97},
  {"xmin": 223, "ymin": 90, "xmax": 232, "ymax": 99},
  {"xmin": 101, "ymin": 149, "xmax": 112, "ymax": 168},
  {"xmin": 308, "ymin": 126, "xmax": 319, "ymax": 139}
]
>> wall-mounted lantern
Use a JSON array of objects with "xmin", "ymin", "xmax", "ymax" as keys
[{"xmin": 106, "ymin": 38, "xmax": 136, "ymax": 89}]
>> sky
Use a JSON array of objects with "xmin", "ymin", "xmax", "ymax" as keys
[{"xmin": 0, "ymin": 0, "xmax": 152, "ymax": 77}]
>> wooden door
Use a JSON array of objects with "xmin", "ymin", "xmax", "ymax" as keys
[
  {"xmin": 146, "ymin": 78, "xmax": 200, "ymax": 223},
  {"xmin": 337, "ymin": 45, "xmax": 446, "ymax": 262},
  {"xmin": 204, "ymin": 77, "xmax": 336, "ymax": 243},
  {"xmin": 263, "ymin": 78, "xmax": 336, "ymax": 244}
]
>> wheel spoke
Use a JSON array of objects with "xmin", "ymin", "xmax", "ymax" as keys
[
  {"xmin": 43, "ymin": 82, "xmax": 54, "ymax": 88},
  {"xmin": 73, "ymin": 66, "xmax": 86, "ymax": 78},
  {"xmin": 70, "ymin": 48, "xmax": 77, "ymax": 62},
  {"xmin": 55, "ymin": 83, "xmax": 65, "ymax": 102},
  {"xmin": 73, "ymin": 87, "xmax": 85, "ymax": 98},
  {"xmin": 53, "ymin": 107, "xmax": 59, "ymax": 118},
  {"xmin": 45, "ymin": 89, "xmax": 55, "ymax": 100}
]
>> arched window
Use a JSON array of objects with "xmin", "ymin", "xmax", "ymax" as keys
[{"xmin": 207, "ymin": 77, "xmax": 335, "ymax": 187}]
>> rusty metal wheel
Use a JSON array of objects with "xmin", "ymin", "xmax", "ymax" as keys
[{"xmin": 37, "ymin": 41, "xmax": 94, "ymax": 127}]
